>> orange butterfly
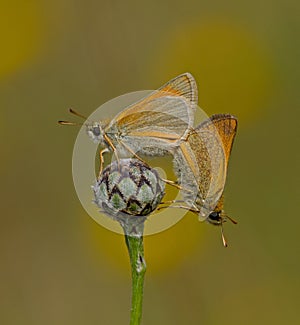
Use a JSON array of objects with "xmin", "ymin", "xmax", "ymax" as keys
[
  {"xmin": 59, "ymin": 73, "xmax": 197, "ymax": 163},
  {"xmin": 172, "ymin": 114, "xmax": 238, "ymax": 246}
]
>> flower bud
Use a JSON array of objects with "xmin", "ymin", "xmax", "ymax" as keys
[{"xmin": 93, "ymin": 159, "xmax": 165, "ymax": 223}]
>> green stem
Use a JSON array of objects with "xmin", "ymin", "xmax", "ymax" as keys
[{"xmin": 124, "ymin": 232, "xmax": 146, "ymax": 325}]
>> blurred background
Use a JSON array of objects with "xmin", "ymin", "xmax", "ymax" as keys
[{"xmin": 1, "ymin": 0, "xmax": 299, "ymax": 324}]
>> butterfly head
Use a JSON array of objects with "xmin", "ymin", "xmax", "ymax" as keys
[
  {"xmin": 206, "ymin": 209, "xmax": 237, "ymax": 247},
  {"xmin": 59, "ymin": 109, "xmax": 106, "ymax": 145},
  {"xmin": 86, "ymin": 122, "xmax": 105, "ymax": 144},
  {"xmin": 207, "ymin": 210, "xmax": 224, "ymax": 226}
]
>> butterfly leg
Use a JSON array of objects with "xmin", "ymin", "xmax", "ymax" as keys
[
  {"xmin": 161, "ymin": 178, "xmax": 194, "ymax": 194},
  {"xmin": 157, "ymin": 203, "xmax": 199, "ymax": 214},
  {"xmin": 161, "ymin": 178, "xmax": 182, "ymax": 190},
  {"xmin": 225, "ymin": 215, "xmax": 238, "ymax": 225},
  {"xmin": 98, "ymin": 148, "xmax": 109, "ymax": 179},
  {"xmin": 103, "ymin": 133, "xmax": 120, "ymax": 164},
  {"xmin": 220, "ymin": 223, "xmax": 228, "ymax": 247},
  {"xmin": 159, "ymin": 199, "xmax": 185, "ymax": 205}
]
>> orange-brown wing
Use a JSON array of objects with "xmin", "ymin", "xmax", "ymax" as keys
[
  {"xmin": 157, "ymin": 72, "xmax": 198, "ymax": 107},
  {"xmin": 193, "ymin": 114, "xmax": 237, "ymax": 201},
  {"xmin": 104, "ymin": 74, "xmax": 198, "ymax": 156},
  {"xmin": 209, "ymin": 114, "xmax": 237, "ymax": 214},
  {"xmin": 173, "ymin": 127, "xmax": 219, "ymax": 217},
  {"xmin": 173, "ymin": 115, "xmax": 237, "ymax": 218},
  {"xmin": 212, "ymin": 194, "xmax": 225, "ymax": 213},
  {"xmin": 109, "ymin": 96, "xmax": 193, "ymax": 152},
  {"xmin": 113, "ymin": 73, "xmax": 197, "ymax": 123},
  {"xmin": 208, "ymin": 114, "xmax": 238, "ymax": 162},
  {"xmin": 196, "ymin": 114, "xmax": 237, "ymax": 215},
  {"xmin": 107, "ymin": 91, "xmax": 196, "ymax": 156}
]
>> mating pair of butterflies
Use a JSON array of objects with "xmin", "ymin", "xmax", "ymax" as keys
[{"xmin": 59, "ymin": 73, "xmax": 237, "ymax": 246}]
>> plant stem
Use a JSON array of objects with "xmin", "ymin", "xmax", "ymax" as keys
[{"xmin": 124, "ymin": 232, "xmax": 146, "ymax": 325}]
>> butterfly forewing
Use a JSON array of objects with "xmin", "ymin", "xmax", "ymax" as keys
[
  {"xmin": 157, "ymin": 72, "xmax": 198, "ymax": 107},
  {"xmin": 207, "ymin": 114, "xmax": 237, "ymax": 214},
  {"xmin": 109, "ymin": 97, "xmax": 194, "ymax": 156},
  {"xmin": 174, "ymin": 125, "xmax": 225, "ymax": 218},
  {"xmin": 113, "ymin": 73, "xmax": 197, "ymax": 124},
  {"xmin": 114, "ymin": 96, "xmax": 192, "ymax": 136},
  {"xmin": 209, "ymin": 114, "xmax": 237, "ymax": 161},
  {"xmin": 105, "ymin": 74, "xmax": 198, "ymax": 155}
]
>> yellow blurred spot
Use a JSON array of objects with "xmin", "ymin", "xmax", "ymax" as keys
[
  {"xmin": 148, "ymin": 19, "xmax": 276, "ymax": 123},
  {"xmin": 0, "ymin": 1, "xmax": 43, "ymax": 78}
]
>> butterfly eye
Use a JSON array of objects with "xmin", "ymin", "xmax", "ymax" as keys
[
  {"xmin": 208, "ymin": 211, "xmax": 220, "ymax": 221},
  {"xmin": 93, "ymin": 126, "xmax": 101, "ymax": 136}
]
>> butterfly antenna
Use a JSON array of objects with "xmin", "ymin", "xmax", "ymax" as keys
[
  {"xmin": 58, "ymin": 108, "xmax": 89, "ymax": 126},
  {"xmin": 58, "ymin": 121, "xmax": 85, "ymax": 126},
  {"xmin": 69, "ymin": 108, "xmax": 88, "ymax": 120},
  {"xmin": 226, "ymin": 215, "xmax": 238, "ymax": 225},
  {"xmin": 221, "ymin": 211, "xmax": 238, "ymax": 225},
  {"xmin": 221, "ymin": 222, "xmax": 228, "ymax": 247}
]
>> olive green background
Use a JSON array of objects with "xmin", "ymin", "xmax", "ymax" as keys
[{"xmin": 1, "ymin": 1, "xmax": 299, "ymax": 324}]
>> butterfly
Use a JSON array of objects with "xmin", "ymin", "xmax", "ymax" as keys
[
  {"xmin": 172, "ymin": 114, "xmax": 238, "ymax": 246},
  {"xmin": 59, "ymin": 73, "xmax": 198, "ymax": 167}
]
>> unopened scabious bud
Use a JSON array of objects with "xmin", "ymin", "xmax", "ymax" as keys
[{"xmin": 93, "ymin": 159, "xmax": 165, "ymax": 224}]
